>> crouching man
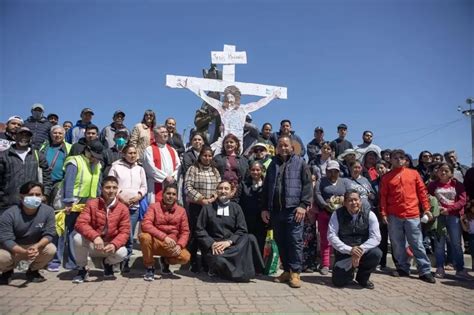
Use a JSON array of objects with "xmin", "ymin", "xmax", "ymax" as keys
[
  {"xmin": 0, "ymin": 181, "xmax": 56, "ymax": 284},
  {"xmin": 72, "ymin": 176, "xmax": 130, "ymax": 283},
  {"xmin": 328, "ymin": 190, "xmax": 382, "ymax": 289},
  {"xmin": 139, "ymin": 184, "xmax": 190, "ymax": 281}
]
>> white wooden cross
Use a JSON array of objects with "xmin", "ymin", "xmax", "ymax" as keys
[{"xmin": 166, "ymin": 44, "xmax": 288, "ymax": 99}]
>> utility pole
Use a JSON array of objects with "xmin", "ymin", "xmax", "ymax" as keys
[{"xmin": 459, "ymin": 97, "xmax": 474, "ymax": 166}]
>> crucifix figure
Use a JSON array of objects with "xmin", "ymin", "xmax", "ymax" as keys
[
  {"xmin": 166, "ymin": 44, "xmax": 287, "ymax": 153},
  {"xmin": 180, "ymin": 80, "xmax": 280, "ymax": 153}
]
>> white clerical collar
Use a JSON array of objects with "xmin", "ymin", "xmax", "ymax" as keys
[{"xmin": 217, "ymin": 204, "xmax": 230, "ymax": 216}]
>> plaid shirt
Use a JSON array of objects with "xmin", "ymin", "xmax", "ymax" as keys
[{"xmin": 184, "ymin": 165, "xmax": 221, "ymax": 202}]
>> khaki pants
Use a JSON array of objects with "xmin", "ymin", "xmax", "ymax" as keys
[
  {"xmin": 73, "ymin": 234, "xmax": 128, "ymax": 268},
  {"xmin": 0, "ymin": 243, "xmax": 56, "ymax": 272},
  {"xmin": 139, "ymin": 232, "xmax": 190, "ymax": 268}
]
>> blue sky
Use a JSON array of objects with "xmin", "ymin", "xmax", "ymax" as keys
[{"xmin": 1, "ymin": 0, "xmax": 472, "ymax": 163}]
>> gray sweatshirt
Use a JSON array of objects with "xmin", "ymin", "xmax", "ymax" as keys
[{"xmin": 0, "ymin": 204, "xmax": 56, "ymax": 251}]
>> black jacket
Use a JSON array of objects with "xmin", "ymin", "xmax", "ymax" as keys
[
  {"xmin": 167, "ymin": 132, "xmax": 185, "ymax": 156},
  {"xmin": 0, "ymin": 146, "xmax": 52, "ymax": 210},
  {"xmin": 24, "ymin": 117, "xmax": 52, "ymax": 149}
]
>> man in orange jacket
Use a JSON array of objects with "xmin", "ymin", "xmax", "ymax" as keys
[{"xmin": 380, "ymin": 149, "xmax": 435, "ymax": 284}]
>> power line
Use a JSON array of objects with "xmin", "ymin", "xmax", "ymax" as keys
[
  {"xmin": 378, "ymin": 119, "xmax": 464, "ymax": 138},
  {"xmin": 397, "ymin": 118, "xmax": 463, "ymax": 147}
]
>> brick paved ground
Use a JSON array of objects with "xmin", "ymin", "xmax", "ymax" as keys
[{"xmin": 1, "ymin": 262, "xmax": 473, "ymax": 314}]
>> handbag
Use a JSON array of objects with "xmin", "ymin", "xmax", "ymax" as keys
[{"xmin": 263, "ymin": 229, "xmax": 280, "ymax": 275}]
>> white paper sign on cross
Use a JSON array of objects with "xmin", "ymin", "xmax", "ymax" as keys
[{"xmin": 166, "ymin": 44, "xmax": 287, "ymax": 99}]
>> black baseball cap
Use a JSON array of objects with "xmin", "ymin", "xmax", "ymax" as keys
[
  {"xmin": 314, "ymin": 126, "xmax": 324, "ymax": 132},
  {"xmin": 337, "ymin": 123, "xmax": 348, "ymax": 130},
  {"xmin": 113, "ymin": 110, "xmax": 125, "ymax": 118},
  {"xmin": 47, "ymin": 113, "xmax": 59, "ymax": 119},
  {"xmin": 81, "ymin": 108, "xmax": 94, "ymax": 115},
  {"xmin": 86, "ymin": 139, "xmax": 103, "ymax": 159}
]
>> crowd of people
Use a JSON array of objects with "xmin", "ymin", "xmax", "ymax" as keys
[{"xmin": 0, "ymin": 102, "xmax": 473, "ymax": 291}]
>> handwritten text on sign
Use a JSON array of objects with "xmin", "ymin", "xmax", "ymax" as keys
[{"xmin": 211, "ymin": 51, "xmax": 247, "ymax": 64}]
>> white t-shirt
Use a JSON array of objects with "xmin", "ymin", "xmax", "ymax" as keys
[{"xmin": 14, "ymin": 148, "xmax": 31, "ymax": 162}]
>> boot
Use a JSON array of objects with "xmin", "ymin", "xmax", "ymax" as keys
[
  {"xmin": 289, "ymin": 271, "xmax": 302, "ymax": 288},
  {"xmin": 273, "ymin": 271, "xmax": 290, "ymax": 283}
]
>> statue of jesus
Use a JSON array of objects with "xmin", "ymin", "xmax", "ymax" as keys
[{"xmin": 180, "ymin": 79, "xmax": 281, "ymax": 153}]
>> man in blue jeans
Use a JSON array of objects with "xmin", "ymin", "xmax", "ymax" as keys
[
  {"xmin": 262, "ymin": 135, "xmax": 312, "ymax": 288},
  {"xmin": 380, "ymin": 149, "xmax": 436, "ymax": 283}
]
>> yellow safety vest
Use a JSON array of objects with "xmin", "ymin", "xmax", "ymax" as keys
[{"xmin": 64, "ymin": 155, "xmax": 101, "ymax": 199}]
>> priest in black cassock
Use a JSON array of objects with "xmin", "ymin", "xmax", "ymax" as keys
[{"xmin": 195, "ymin": 181, "xmax": 264, "ymax": 282}]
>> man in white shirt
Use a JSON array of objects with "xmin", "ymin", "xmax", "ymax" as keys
[
  {"xmin": 143, "ymin": 126, "xmax": 180, "ymax": 203},
  {"xmin": 328, "ymin": 189, "xmax": 382, "ymax": 289}
]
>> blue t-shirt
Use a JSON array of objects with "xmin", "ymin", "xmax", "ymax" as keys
[{"xmin": 45, "ymin": 145, "xmax": 66, "ymax": 182}]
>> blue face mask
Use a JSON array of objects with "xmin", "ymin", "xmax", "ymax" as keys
[
  {"xmin": 23, "ymin": 196, "xmax": 42, "ymax": 209},
  {"xmin": 115, "ymin": 137, "xmax": 127, "ymax": 148}
]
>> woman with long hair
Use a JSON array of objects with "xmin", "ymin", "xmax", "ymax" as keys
[
  {"xmin": 108, "ymin": 144, "xmax": 147, "ymax": 272},
  {"xmin": 184, "ymin": 145, "xmax": 221, "ymax": 272},
  {"xmin": 130, "ymin": 110, "xmax": 156, "ymax": 159}
]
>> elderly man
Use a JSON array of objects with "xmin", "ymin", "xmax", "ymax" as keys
[
  {"xmin": 72, "ymin": 176, "xmax": 130, "ymax": 283},
  {"xmin": 100, "ymin": 110, "xmax": 128, "ymax": 149},
  {"xmin": 40, "ymin": 125, "xmax": 71, "ymax": 185},
  {"xmin": 328, "ymin": 190, "xmax": 382, "ymax": 289},
  {"xmin": 139, "ymin": 184, "xmax": 190, "ymax": 281},
  {"xmin": 0, "ymin": 127, "xmax": 52, "ymax": 212},
  {"xmin": 330, "ymin": 123, "xmax": 353, "ymax": 159},
  {"xmin": 24, "ymin": 103, "xmax": 52, "ymax": 149},
  {"xmin": 143, "ymin": 125, "xmax": 181, "ymax": 203},
  {"xmin": 0, "ymin": 116, "xmax": 23, "ymax": 152},
  {"xmin": 0, "ymin": 181, "xmax": 56, "ymax": 284},
  {"xmin": 380, "ymin": 149, "xmax": 436, "ymax": 283},
  {"xmin": 262, "ymin": 135, "xmax": 312, "ymax": 288},
  {"xmin": 165, "ymin": 118, "xmax": 185, "ymax": 156}
]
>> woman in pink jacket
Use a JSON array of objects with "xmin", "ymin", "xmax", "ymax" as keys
[{"xmin": 109, "ymin": 144, "xmax": 147, "ymax": 272}]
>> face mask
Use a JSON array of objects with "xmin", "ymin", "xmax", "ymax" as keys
[
  {"xmin": 115, "ymin": 137, "xmax": 127, "ymax": 148},
  {"xmin": 32, "ymin": 111, "xmax": 42, "ymax": 120},
  {"xmin": 23, "ymin": 196, "xmax": 42, "ymax": 209}
]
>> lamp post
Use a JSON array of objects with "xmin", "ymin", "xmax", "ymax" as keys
[{"xmin": 459, "ymin": 98, "xmax": 474, "ymax": 166}]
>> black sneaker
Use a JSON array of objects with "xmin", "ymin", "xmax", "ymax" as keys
[
  {"xmin": 25, "ymin": 269, "xmax": 46, "ymax": 283},
  {"xmin": 103, "ymin": 259, "xmax": 115, "ymax": 278},
  {"xmin": 144, "ymin": 268, "xmax": 155, "ymax": 281},
  {"xmin": 160, "ymin": 257, "xmax": 172, "ymax": 275},
  {"xmin": 72, "ymin": 268, "xmax": 89, "ymax": 284},
  {"xmin": 121, "ymin": 260, "xmax": 131, "ymax": 274},
  {"xmin": 190, "ymin": 262, "xmax": 200, "ymax": 273},
  {"xmin": 0, "ymin": 270, "xmax": 13, "ymax": 285},
  {"xmin": 391, "ymin": 269, "xmax": 410, "ymax": 277},
  {"xmin": 419, "ymin": 273, "xmax": 436, "ymax": 284},
  {"xmin": 356, "ymin": 279, "xmax": 375, "ymax": 289}
]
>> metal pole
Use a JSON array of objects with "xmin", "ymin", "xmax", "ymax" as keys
[{"xmin": 463, "ymin": 98, "xmax": 474, "ymax": 167}]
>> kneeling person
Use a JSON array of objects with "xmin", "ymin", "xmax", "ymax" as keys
[
  {"xmin": 328, "ymin": 190, "xmax": 382, "ymax": 289},
  {"xmin": 139, "ymin": 184, "xmax": 191, "ymax": 281},
  {"xmin": 72, "ymin": 176, "xmax": 130, "ymax": 283},
  {"xmin": 0, "ymin": 181, "xmax": 56, "ymax": 284},
  {"xmin": 195, "ymin": 180, "xmax": 264, "ymax": 282}
]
